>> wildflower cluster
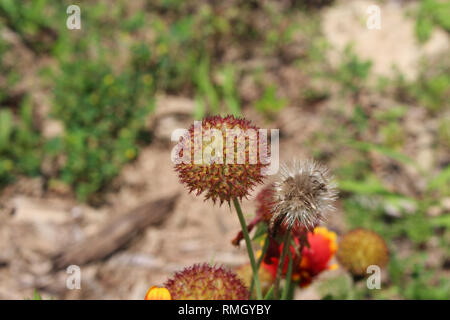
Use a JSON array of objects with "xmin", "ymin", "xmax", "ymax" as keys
[
  {"xmin": 262, "ymin": 227, "xmax": 338, "ymax": 287},
  {"xmin": 145, "ymin": 115, "xmax": 389, "ymax": 300}
]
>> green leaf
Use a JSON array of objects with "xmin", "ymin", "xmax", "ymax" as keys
[
  {"xmin": 338, "ymin": 175, "xmax": 391, "ymax": 195},
  {"xmin": 33, "ymin": 290, "xmax": 42, "ymax": 300},
  {"xmin": 430, "ymin": 214, "xmax": 450, "ymax": 228},
  {"xmin": 281, "ymin": 252, "xmax": 293, "ymax": 300},
  {"xmin": 350, "ymin": 140, "xmax": 418, "ymax": 169},
  {"xmin": 263, "ymin": 285, "xmax": 274, "ymax": 300},
  {"xmin": 252, "ymin": 222, "xmax": 268, "ymax": 241},
  {"xmin": 428, "ymin": 165, "xmax": 450, "ymax": 191},
  {"xmin": 0, "ymin": 109, "xmax": 13, "ymax": 150}
]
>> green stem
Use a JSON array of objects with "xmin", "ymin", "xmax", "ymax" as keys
[
  {"xmin": 249, "ymin": 234, "xmax": 270, "ymax": 297},
  {"xmin": 264, "ymin": 285, "xmax": 274, "ymax": 300},
  {"xmin": 274, "ymin": 229, "xmax": 291, "ymax": 299},
  {"xmin": 281, "ymin": 251, "xmax": 293, "ymax": 300},
  {"xmin": 232, "ymin": 197, "xmax": 263, "ymax": 300}
]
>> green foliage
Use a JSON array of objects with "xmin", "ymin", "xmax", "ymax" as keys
[
  {"xmin": 427, "ymin": 165, "xmax": 450, "ymax": 197},
  {"xmin": 438, "ymin": 118, "xmax": 450, "ymax": 148},
  {"xmin": 390, "ymin": 61, "xmax": 449, "ymax": 114},
  {"xmin": 193, "ymin": 61, "xmax": 242, "ymax": 116},
  {"xmin": 0, "ymin": 100, "xmax": 42, "ymax": 187},
  {"xmin": 0, "ymin": 0, "xmax": 65, "ymax": 52},
  {"xmin": 333, "ymin": 47, "xmax": 372, "ymax": 94},
  {"xmin": 389, "ymin": 254, "xmax": 450, "ymax": 300},
  {"xmin": 25, "ymin": 289, "xmax": 53, "ymax": 300},
  {"xmin": 32, "ymin": 290, "xmax": 42, "ymax": 300},
  {"xmin": 255, "ymin": 85, "xmax": 287, "ymax": 118},
  {"xmin": 318, "ymin": 274, "xmax": 356, "ymax": 300},
  {"xmin": 414, "ymin": 72, "xmax": 450, "ymax": 113},
  {"xmin": 416, "ymin": 0, "xmax": 450, "ymax": 43},
  {"xmin": 50, "ymin": 60, "xmax": 154, "ymax": 201}
]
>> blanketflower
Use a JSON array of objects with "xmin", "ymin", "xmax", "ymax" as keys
[
  {"xmin": 144, "ymin": 286, "xmax": 172, "ymax": 300},
  {"xmin": 262, "ymin": 226, "xmax": 338, "ymax": 287},
  {"xmin": 164, "ymin": 263, "xmax": 249, "ymax": 300},
  {"xmin": 174, "ymin": 115, "xmax": 268, "ymax": 205}
]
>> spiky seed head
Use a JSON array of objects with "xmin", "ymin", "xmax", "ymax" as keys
[
  {"xmin": 271, "ymin": 159, "xmax": 338, "ymax": 233},
  {"xmin": 164, "ymin": 263, "xmax": 250, "ymax": 300},
  {"xmin": 337, "ymin": 228, "xmax": 389, "ymax": 276},
  {"xmin": 174, "ymin": 115, "xmax": 268, "ymax": 205}
]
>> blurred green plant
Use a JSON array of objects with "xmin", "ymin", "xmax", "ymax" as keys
[
  {"xmin": 49, "ymin": 60, "xmax": 154, "ymax": 201},
  {"xmin": 0, "ymin": 99, "xmax": 42, "ymax": 187},
  {"xmin": 415, "ymin": 0, "xmax": 450, "ymax": 43},
  {"xmin": 413, "ymin": 72, "xmax": 450, "ymax": 113},
  {"xmin": 0, "ymin": 0, "xmax": 65, "ymax": 53},
  {"xmin": 389, "ymin": 253, "xmax": 450, "ymax": 299},
  {"xmin": 332, "ymin": 47, "xmax": 372, "ymax": 96},
  {"xmin": 254, "ymin": 85, "xmax": 287, "ymax": 119}
]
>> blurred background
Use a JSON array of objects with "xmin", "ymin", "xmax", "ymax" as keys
[{"xmin": 0, "ymin": 0, "xmax": 449, "ymax": 299}]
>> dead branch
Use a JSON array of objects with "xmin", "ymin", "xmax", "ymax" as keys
[{"xmin": 52, "ymin": 194, "xmax": 179, "ymax": 271}]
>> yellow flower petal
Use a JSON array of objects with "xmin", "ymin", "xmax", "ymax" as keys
[
  {"xmin": 328, "ymin": 263, "xmax": 339, "ymax": 271},
  {"xmin": 145, "ymin": 286, "xmax": 172, "ymax": 300},
  {"xmin": 314, "ymin": 226, "xmax": 338, "ymax": 254}
]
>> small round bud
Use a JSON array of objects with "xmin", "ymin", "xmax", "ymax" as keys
[{"xmin": 337, "ymin": 228, "xmax": 389, "ymax": 276}]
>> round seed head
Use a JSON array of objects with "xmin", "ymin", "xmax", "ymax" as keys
[
  {"xmin": 271, "ymin": 159, "xmax": 338, "ymax": 232},
  {"xmin": 337, "ymin": 228, "xmax": 389, "ymax": 276},
  {"xmin": 164, "ymin": 263, "xmax": 250, "ymax": 300},
  {"xmin": 174, "ymin": 115, "xmax": 268, "ymax": 205}
]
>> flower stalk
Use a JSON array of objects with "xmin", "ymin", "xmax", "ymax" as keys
[
  {"xmin": 249, "ymin": 234, "xmax": 270, "ymax": 297},
  {"xmin": 273, "ymin": 228, "xmax": 291, "ymax": 299},
  {"xmin": 232, "ymin": 197, "xmax": 263, "ymax": 300}
]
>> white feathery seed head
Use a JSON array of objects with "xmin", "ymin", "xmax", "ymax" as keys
[{"xmin": 271, "ymin": 159, "xmax": 338, "ymax": 232}]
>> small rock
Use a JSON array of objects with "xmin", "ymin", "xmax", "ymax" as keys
[
  {"xmin": 441, "ymin": 197, "xmax": 450, "ymax": 212},
  {"xmin": 427, "ymin": 205, "xmax": 442, "ymax": 217},
  {"xmin": 42, "ymin": 119, "xmax": 64, "ymax": 139}
]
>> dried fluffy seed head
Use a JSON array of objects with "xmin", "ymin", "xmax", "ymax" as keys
[
  {"xmin": 174, "ymin": 115, "xmax": 268, "ymax": 205},
  {"xmin": 271, "ymin": 160, "xmax": 338, "ymax": 232},
  {"xmin": 164, "ymin": 263, "xmax": 250, "ymax": 300},
  {"xmin": 337, "ymin": 228, "xmax": 389, "ymax": 276}
]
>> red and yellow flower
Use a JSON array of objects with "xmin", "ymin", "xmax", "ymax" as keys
[{"xmin": 262, "ymin": 226, "xmax": 338, "ymax": 287}]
